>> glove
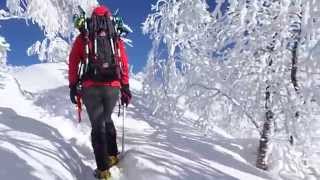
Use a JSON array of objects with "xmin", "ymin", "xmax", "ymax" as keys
[
  {"xmin": 69, "ymin": 85, "xmax": 78, "ymax": 104},
  {"xmin": 121, "ymin": 84, "xmax": 132, "ymax": 107}
]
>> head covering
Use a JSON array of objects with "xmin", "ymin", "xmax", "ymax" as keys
[{"xmin": 92, "ymin": 5, "xmax": 111, "ymax": 16}]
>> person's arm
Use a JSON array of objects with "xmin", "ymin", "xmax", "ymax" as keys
[
  {"xmin": 118, "ymin": 39, "xmax": 132, "ymax": 106},
  {"xmin": 68, "ymin": 36, "xmax": 83, "ymax": 87},
  {"xmin": 118, "ymin": 39, "xmax": 129, "ymax": 86}
]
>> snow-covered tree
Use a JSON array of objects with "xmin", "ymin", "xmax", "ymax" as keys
[
  {"xmin": 1, "ymin": 0, "xmax": 98, "ymax": 62},
  {"xmin": 0, "ymin": 35, "xmax": 10, "ymax": 66},
  {"xmin": 142, "ymin": 0, "xmax": 212, "ymax": 119},
  {"xmin": 27, "ymin": 37, "xmax": 70, "ymax": 63},
  {"xmin": 144, "ymin": 0, "xmax": 320, "ymax": 177}
]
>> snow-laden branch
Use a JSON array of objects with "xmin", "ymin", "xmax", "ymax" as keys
[
  {"xmin": 1, "ymin": 0, "xmax": 98, "ymax": 62},
  {"xmin": 0, "ymin": 36, "xmax": 10, "ymax": 65},
  {"xmin": 187, "ymin": 83, "xmax": 262, "ymax": 134}
]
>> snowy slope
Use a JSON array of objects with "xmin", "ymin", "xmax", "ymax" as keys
[
  {"xmin": 0, "ymin": 63, "xmax": 274, "ymax": 180},
  {"xmin": 13, "ymin": 63, "xmax": 68, "ymax": 93}
]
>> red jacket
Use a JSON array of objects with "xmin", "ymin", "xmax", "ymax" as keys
[{"xmin": 68, "ymin": 35, "xmax": 129, "ymax": 88}]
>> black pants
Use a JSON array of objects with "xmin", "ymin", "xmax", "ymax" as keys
[{"xmin": 82, "ymin": 86, "xmax": 119, "ymax": 171}]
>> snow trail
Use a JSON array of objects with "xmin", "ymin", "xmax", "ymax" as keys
[{"xmin": 0, "ymin": 63, "xmax": 274, "ymax": 180}]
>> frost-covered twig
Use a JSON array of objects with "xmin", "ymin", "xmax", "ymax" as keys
[{"xmin": 188, "ymin": 83, "xmax": 262, "ymax": 134}]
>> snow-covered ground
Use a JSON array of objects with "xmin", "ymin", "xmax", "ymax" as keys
[{"xmin": 0, "ymin": 63, "xmax": 274, "ymax": 180}]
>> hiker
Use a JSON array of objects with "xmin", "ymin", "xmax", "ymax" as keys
[{"xmin": 68, "ymin": 5, "xmax": 132, "ymax": 179}]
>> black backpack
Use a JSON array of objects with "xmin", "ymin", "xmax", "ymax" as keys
[{"xmin": 82, "ymin": 14, "xmax": 121, "ymax": 82}]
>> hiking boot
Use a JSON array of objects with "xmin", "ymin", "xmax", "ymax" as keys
[
  {"xmin": 108, "ymin": 155, "xmax": 119, "ymax": 167},
  {"xmin": 93, "ymin": 156, "xmax": 119, "ymax": 178},
  {"xmin": 94, "ymin": 169, "xmax": 111, "ymax": 180}
]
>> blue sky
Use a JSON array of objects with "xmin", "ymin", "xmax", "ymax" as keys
[{"xmin": 0, "ymin": 0, "xmax": 155, "ymax": 73}]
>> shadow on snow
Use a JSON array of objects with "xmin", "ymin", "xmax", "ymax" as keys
[
  {"xmin": 0, "ymin": 107, "xmax": 92, "ymax": 180},
  {"xmin": 116, "ymin": 91, "xmax": 273, "ymax": 180}
]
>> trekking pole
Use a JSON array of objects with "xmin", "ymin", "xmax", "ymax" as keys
[
  {"xmin": 118, "ymin": 97, "xmax": 121, "ymax": 117},
  {"xmin": 122, "ymin": 105, "xmax": 126, "ymax": 154},
  {"xmin": 76, "ymin": 95, "xmax": 82, "ymax": 123}
]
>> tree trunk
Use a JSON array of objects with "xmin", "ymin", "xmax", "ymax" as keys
[
  {"xmin": 256, "ymin": 29, "xmax": 278, "ymax": 170},
  {"xmin": 291, "ymin": 40, "xmax": 299, "ymax": 93},
  {"xmin": 289, "ymin": 39, "xmax": 300, "ymax": 145},
  {"xmin": 256, "ymin": 58, "xmax": 274, "ymax": 170},
  {"xmin": 256, "ymin": 109, "xmax": 273, "ymax": 170},
  {"xmin": 289, "ymin": 2, "xmax": 302, "ymax": 145}
]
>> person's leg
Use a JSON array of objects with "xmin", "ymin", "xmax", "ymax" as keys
[
  {"xmin": 101, "ymin": 86, "xmax": 120, "ymax": 156},
  {"xmin": 82, "ymin": 87, "xmax": 109, "ymax": 171},
  {"xmin": 105, "ymin": 120, "xmax": 118, "ymax": 156}
]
